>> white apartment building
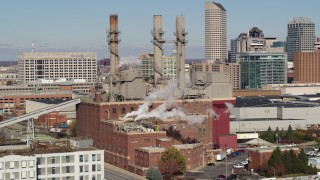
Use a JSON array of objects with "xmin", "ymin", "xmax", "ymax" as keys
[
  {"xmin": 18, "ymin": 52, "xmax": 97, "ymax": 84},
  {"xmin": 205, "ymin": 1, "xmax": 227, "ymax": 62},
  {"xmin": 0, "ymin": 149, "xmax": 104, "ymax": 180},
  {"xmin": 0, "ymin": 155, "xmax": 37, "ymax": 180},
  {"xmin": 36, "ymin": 149, "xmax": 104, "ymax": 180}
]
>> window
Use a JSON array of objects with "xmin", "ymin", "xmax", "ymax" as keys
[
  {"xmin": 52, "ymin": 167, "xmax": 56, "ymax": 174},
  {"xmin": 52, "ymin": 158, "xmax": 55, "ymax": 164},
  {"xmin": 130, "ymin": 107, "xmax": 135, "ymax": 111},
  {"xmin": 92, "ymin": 164, "xmax": 96, "ymax": 172},
  {"xmin": 66, "ymin": 166, "xmax": 70, "ymax": 173},
  {"xmin": 21, "ymin": 160, "xmax": 28, "ymax": 168},
  {"xmin": 66, "ymin": 156, "xmax": 70, "ymax": 163},
  {"xmin": 92, "ymin": 175, "xmax": 96, "ymax": 180},
  {"xmin": 80, "ymin": 176, "xmax": 84, "ymax": 180},
  {"xmin": 121, "ymin": 107, "xmax": 125, "ymax": 114},
  {"xmin": 92, "ymin": 154, "xmax": 96, "ymax": 161},
  {"xmin": 112, "ymin": 108, "xmax": 116, "ymax": 113},
  {"xmin": 80, "ymin": 165, "xmax": 83, "ymax": 172},
  {"xmin": 9, "ymin": 162, "xmax": 14, "ymax": 169},
  {"xmin": 80, "ymin": 155, "xmax": 83, "ymax": 162}
]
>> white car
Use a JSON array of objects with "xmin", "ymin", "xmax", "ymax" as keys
[
  {"xmin": 241, "ymin": 161, "xmax": 248, "ymax": 165},
  {"xmin": 233, "ymin": 164, "xmax": 244, "ymax": 168}
]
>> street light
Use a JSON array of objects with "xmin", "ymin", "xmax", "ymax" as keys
[
  {"xmin": 271, "ymin": 167, "xmax": 275, "ymax": 178},
  {"xmin": 225, "ymin": 145, "xmax": 228, "ymax": 177}
]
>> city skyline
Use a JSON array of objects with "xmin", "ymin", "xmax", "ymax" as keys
[{"xmin": 1, "ymin": 0, "xmax": 320, "ymax": 61}]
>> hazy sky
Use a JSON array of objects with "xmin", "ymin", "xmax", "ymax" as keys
[{"xmin": 1, "ymin": 0, "xmax": 320, "ymax": 61}]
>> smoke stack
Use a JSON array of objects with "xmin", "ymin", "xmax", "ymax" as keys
[
  {"xmin": 94, "ymin": 92, "xmax": 102, "ymax": 102},
  {"xmin": 175, "ymin": 16, "xmax": 187, "ymax": 90},
  {"xmin": 108, "ymin": 14, "xmax": 120, "ymax": 75},
  {"xmin": 152, "ymin": 15, "xmax": 164, "ymax": 86}
]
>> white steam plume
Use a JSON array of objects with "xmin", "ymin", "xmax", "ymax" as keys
[
  {"xmin": 184, "ymin": 115, "xmax": 205, "ymax": 124},
  {"xmin": 123, "ymin": 85, "xmax": 206, "ymax": 125},
  {"xmin": 224, "ymin": 102, "xmax": 234, "ymax": 113},
  {"xmin": 119, "ymin": 56, "xmax": 141, "ymax": 68},
  {"xmin": 206, "ymin": 108, "xmax": 219, "ymax": 119}
]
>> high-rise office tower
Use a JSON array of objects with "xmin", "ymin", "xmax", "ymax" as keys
[
  {"xmin": 205, "ymin": 1, "xmax": 227, "ymax": 62},
  {"xmin": 287, "ymin": 17, "xmax": 316, "ymax": 62}
]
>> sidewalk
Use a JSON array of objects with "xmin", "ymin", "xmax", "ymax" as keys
[{"xmin": 105, "ymin": 163, "xmax": 146, "ymax": 180}]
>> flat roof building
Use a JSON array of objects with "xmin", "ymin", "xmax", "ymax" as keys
[{"xmin": 18, "ymin": 52, "xmax": 97, "ymax": 84}]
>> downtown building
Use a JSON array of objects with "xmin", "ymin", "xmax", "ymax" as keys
[
  {"xmin": 239, "ymin": 52, "xmax": 287, "ymax": 89},
  {"xmin": 294, "ymin": 50, "xmax": 320, "ymax": 83},
  {"xmin": 18, "ymin": 52, "xmax": 97, "ymax": 84},
  {"xmin": 287, "ymin": 17, "xmax": 316, "ymax": 62},
  {"xmin": 205, "ymin": 1, "xmax": 227, "ymax": 62}
]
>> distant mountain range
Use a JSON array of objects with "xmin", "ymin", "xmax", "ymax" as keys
[{"xmin": 0, "ymin": 61, "xmax": 18, "ymax": 66}]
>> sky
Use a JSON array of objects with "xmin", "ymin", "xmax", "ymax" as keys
[{"xmin": 1, "ymin": 0, "xmax": 320, "ymax": 61}]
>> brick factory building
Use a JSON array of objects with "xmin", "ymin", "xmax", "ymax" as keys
[
  {"xmin": 76, "ymin": 97, "xmax": 237, "ymax": 174},
  {"xmin": 248, "ymin": 146, "xmax": 299, "ymax": 171}
]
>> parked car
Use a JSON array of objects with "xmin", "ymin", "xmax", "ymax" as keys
[
  {"xmin": 207, "ymin": 162, "xmax": 215, "ymax": 166},
  {"xmin": 233, "ymin": 164, "xmax": 244, "ymax": 168},
  {"xmin": 241, "ymin": 160, "xmax": 248, "ymax": 165},
  {"xmin": 237, "ymin": 149, "xmax": 245, "ymax": 154},
  {"xmin": 217, "ymin": 175, "xmax": 226, "ymax": 179}
]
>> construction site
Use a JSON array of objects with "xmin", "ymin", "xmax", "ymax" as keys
[{"xmin": 76, "ymin": 14, "xmax": 237, "ymax": 175}]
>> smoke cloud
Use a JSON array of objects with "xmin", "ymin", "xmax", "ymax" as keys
[
  {"xmin": 123, "ymin": 85, "xmax": 205, "ymax": 124},
  {"xmin": 206, "ymin": 108, "xmax": 219, "ymax": 119},
  {"xmin": 224, "ymin": 102, "xmax": 234, "ymax": 113}
]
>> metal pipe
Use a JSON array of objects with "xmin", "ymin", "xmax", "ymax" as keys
[
  {"xmin": 152, "ymin": 15, "xmax": 164, "ymax": 86},
  {"xmin": 176, "ymin": 16, "xmax": 186, "ymax": 90}
]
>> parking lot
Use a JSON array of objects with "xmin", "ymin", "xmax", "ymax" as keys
[{"xmin": 199, "ymin": 150, "xmax": 249, "ymax": 179}]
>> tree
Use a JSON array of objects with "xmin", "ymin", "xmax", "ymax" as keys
[
  {"xmin": 282, "ymin": 150, "xmax": 293, "ymax": 174},
  {"xmin": 297, "ymin": 148, "xmax": 308, "ymax": 173},
  {"xmin": 286, "ymin": 125, "xmax": 294, "ymax": 142},
  {"xmin": 260, "ymin": 126, "xmax": 275, "ymax": 143},
  {"xmin": 69, "ymin": 120, "xmax": 76, "ymax": 137},
  {"xmin": 159, "ymin": 147, "xmax": 186, "ymax": 175},
  {"xmin": 146, "ymin": 167, "xmax": 162, "ymax": 180},
  {"xmin": 268, "ymin": 147, "xmax": 285, "ymax": 176},
  {"xmin": 289, "ymin": 149, "xmax": 299, "ymax": 174}
]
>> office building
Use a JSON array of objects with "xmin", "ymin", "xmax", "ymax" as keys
[
  {"xmin": 294, "ymin": 50, "xmax": 320, "ymax": 83},
  {"xmin": 287, "ymin": 17, "xmax": 316, "ymax": 62},
  {"xmin": 18, "ymin": 52, "xmax": 97, "ymax": 84},
  {"xmin": 229, "ymin": 39, "xmax": 237, "ymax": 63},
  {"xmin": 138, "ymin": 50, "xmax": 177, "ymax": 80},
  {"xmin": 205, "ymin": 1, "xmax": 227, "ymax": 62},
  {"xmin": 239, "ymin": 52, "xmax": 287, "ymax": 88}
]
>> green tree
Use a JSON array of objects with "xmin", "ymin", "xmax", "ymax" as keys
[
  {"xmin": 286, "ymin": 125, "xmax": 294, "ymax": 142},
  {"xmin": 69, "ymin": 120, "xmax": 76, "ymax": 137},
  {"xmin": 289, "ymin": 149, "xmax": 299, "ymax": 174},
  {"xmin": 297, "ymin": 148, "xmax": 308, "ymax": 173},
  {"xmin": 146, "ymin": 167, "xmax": 162, "ymax": 180},
  {"xmin": 282, "ymin": 150, "xmax": 293, "ymax": 174},
  {"xmin": 159, "ymin": 147, "xmax": 186, "ymax": 175},
  {"xmin": 260, "ymin": 126, "xmax": 275, "ymax": 143},
  {"xmin": 268, "ymin": 147, "xmax": 285, "ymax": 176}
]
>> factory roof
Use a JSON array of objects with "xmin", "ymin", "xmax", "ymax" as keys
[
  {"xmin": 235, "ymin": 96, "xmax": 319, "ymax": 108},
  {"xmin": 138, "ymin": 146, "xmax": 165, "ymax": 153},
  {"xmin": 30, "ymin": 98, "xmax": 72, "ymax": 105},
  {"xmin": 173, "ymin": 143, "xmax": 202, "ymax": 150}
]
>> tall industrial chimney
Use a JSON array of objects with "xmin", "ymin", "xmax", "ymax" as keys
[
  {"xmin": 108, "ymin": 14, "xmax": 120, "ymax": 75},
  {"xmin": 175, "ymin": 16, "xmax": 187, "ymax": 90},
  {"xmin": 152, "ymin": 15, "xmax": 164, "ymax": 86}
]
